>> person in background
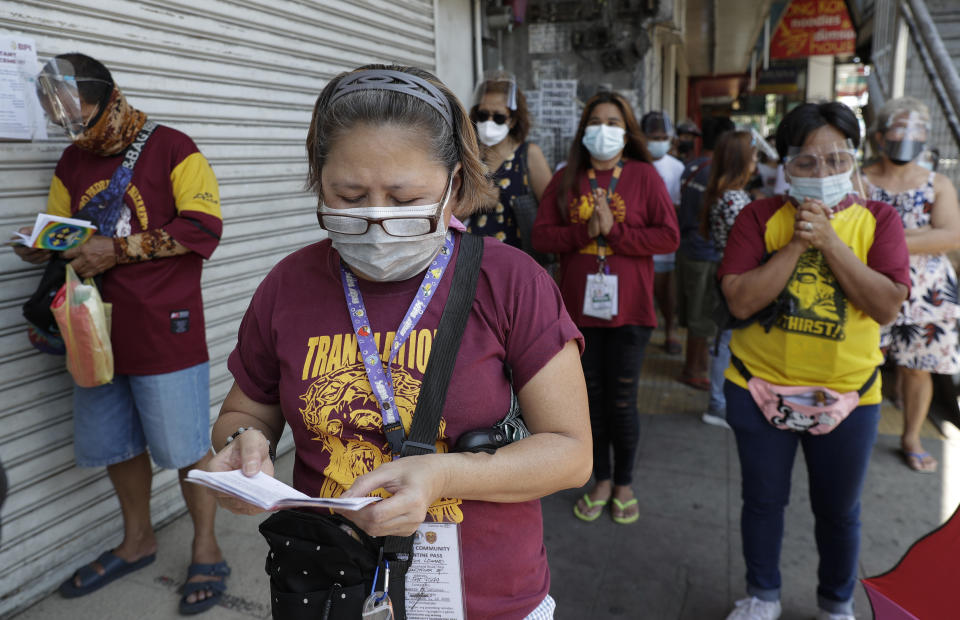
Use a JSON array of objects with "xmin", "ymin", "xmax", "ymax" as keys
[
  {"xmin": 642, "ymin": 111, "xmax": 686, "ymax": 355},
  {"xmin": 467, "ymin": 70, "xmax": 553, "ymax": 262},
  {"xmin": 719, "ymin": 101, "xmax": 909, "ymax": 620},
  {"xmin": 674, "ymin": 119, "xmax": 701, "ymax": 164},
  {"xmin": 208, "ymin": 64, "xmax": 591, "ymax": 619},
  {"xmin": 533, "ymin": 92, "xmax": 679, "ymax": 526},
  {"xmin": 699, "ymin": 130, "xmax": 757, "ymax": 428},
  {"xmin": 675, "ymin": 116, "xmax": 735, "ymax": 390},
  {"xmin": 752, "ymin": 133, "xmax": 788, "ymax": 200},
  {"xmin": 14, "ymin": 53, "xmax": 227, "ymax": 613},
  {"xmin": 863, "ymin": 97, "xmax": 960, "ymax": 473}
]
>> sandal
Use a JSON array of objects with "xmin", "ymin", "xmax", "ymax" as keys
[
  {"xmin": 678, "ymin": 375, "xmax": 710, "ymax": 391},
  {"xmin": 59, "ymin": 550, "xmax": 156, "ymax": 598},
  {"xmin": 179, "ymin": 560, "xmax": 230, "ymax": 615},
  {"xmin": 664, "ymin": 338, "xmax": 682, "ymax": 355},
  {"xmin": 611, "ymin": 498, "xmax": 639, "ymax": 525},
  {"xmin": 573, "ymin": 493, "xmax": 608, "ymax": 522},
  {"xmin": 901, "ymin": 449, "xmax": 938, "ymax": 474}
]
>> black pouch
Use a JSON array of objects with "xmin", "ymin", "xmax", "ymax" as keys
[
  {"xmin": 259, "ymin": 510, "xmax": 380, "ymax": 620},
  {"xmin": 22, "ymin": 255, "xmax": 69, "ymax": 336}
]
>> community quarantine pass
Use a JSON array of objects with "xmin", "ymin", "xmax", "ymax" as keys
[
  {"xmin": 582, "ymin": 272, "xmax": 619, "ymax": 320},
  {"xmin": 405, "ymin": 523, "xmax": 466, "ymax": 620}
]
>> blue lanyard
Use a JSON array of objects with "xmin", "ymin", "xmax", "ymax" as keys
[{"xmin": 340, "ymin": 231, "xmax": 456, "ymax": 454}]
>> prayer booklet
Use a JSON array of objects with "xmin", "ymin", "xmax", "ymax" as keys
[
  {"xmin": 186, "ymin": 469, "xmax": 381, "ymax": 511},
  {"xmin": 11, "ymin": 213, "xmax": 96, "ymax": 251}
]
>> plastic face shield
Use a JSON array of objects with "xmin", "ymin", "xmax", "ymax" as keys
[
  {"xmin": 882, "ymin": 111, "xmax": 930, "ymax": 164},
  {"xmin": 35, "ymin": 58, "xmax": 109, "ymax": 140},
  {"xmin": 472, "ymin": 70, "xmax": 518, "ymax": 111},
  {"xmin": 750, "ymin": 128, "xmax": 779, "ymax": 163},
  {"xmin": 641, "ymin": 111, "xmax": 674, "ymax": 138},
  {"xmin": 784, "ymin": 139, "xmax": 865, "ymax": 201}
]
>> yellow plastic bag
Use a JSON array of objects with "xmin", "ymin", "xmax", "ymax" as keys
[{"xmin": 50, "ymin": 265, "xmax": 114, "ymax": 387}]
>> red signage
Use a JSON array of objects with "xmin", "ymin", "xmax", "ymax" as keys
[{"xmin": 770, "ymin": 0, "xmax": 856, "ymax": 59}]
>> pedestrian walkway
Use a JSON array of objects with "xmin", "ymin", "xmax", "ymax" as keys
[{"xmin": 13, "ymin": 331, "xmax": 958, "ymax": 620}]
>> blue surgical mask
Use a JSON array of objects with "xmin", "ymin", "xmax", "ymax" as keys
[
  {"xmin": 582, "ymin": 125, "xmax": 626, "ymax": 161},
  {"xmin": 646, "ymin": 139, "xmax": 670, "ymax": 160},
  {"xmin": 788, "ymin": 170, "xmax": 854, "ymax": 207}
]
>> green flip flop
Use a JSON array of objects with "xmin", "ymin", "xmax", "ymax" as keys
[
  {"xmin": 611, "ymin": 497, "xmax": 639, "ymax": 524},
  {"xmin": 573, "ymin": 493, "xmax": 608, "ymax": 522}
]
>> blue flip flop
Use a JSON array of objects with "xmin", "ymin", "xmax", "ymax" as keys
[
  {"xmin": 179, "ymin": 560, "xmax": 230, "ymax": 615},
  {"xmin": 59, "ymin": 550, "xmax": 156, "ymax": 598}
]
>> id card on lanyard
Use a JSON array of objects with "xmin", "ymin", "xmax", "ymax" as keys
[
  {"xmin": 582, "ymin": 161, "xmax": 623, "ymax": 320},
  {"xmin": 340, "ymin": 231, "xmax": 467, "ymax": 618}
]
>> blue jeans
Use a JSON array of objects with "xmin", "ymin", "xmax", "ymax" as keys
[
  {"xmin": 73, "ymin": 362, "xmax": 211, "ymax": 469},
  {"xmin": 581, "ymin": 325, "xmax": 652, "ymax": 486},
  {"xmin": 707, "ymin": 329, "xmax": 732, "ymax": 416},
  {"xmin": 725, "ymin": 381, "xmax": 879, "ymax": 615}
]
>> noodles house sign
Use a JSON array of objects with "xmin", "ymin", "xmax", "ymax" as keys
[{"xmin": 770, "ymin": 0, "xmax": 856, "ymax": 59}]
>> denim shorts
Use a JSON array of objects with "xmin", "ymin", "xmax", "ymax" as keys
[{"xmin": 72, "ymin": 362, "xmax": 211, "ymax": 469}]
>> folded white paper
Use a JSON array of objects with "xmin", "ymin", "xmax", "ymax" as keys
[{"xmin": 186, "ymin": 469, "xmax": 381, "ymax": 511}]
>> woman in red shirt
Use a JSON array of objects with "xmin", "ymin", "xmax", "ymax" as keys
[{"xmin": 533, "ymin": 92, "xmax": 679, "ymax": 524}]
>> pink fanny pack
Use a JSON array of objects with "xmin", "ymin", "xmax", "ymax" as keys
[{"xmin": 731, "ymin": 356, "xmax": 877, "ymax": 435}]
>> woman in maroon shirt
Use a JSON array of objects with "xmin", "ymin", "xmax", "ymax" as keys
[{"xmin": 533, "ymin": 92, "xmax": 679, "ymax": 524}]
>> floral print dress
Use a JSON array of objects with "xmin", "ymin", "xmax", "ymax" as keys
[
  {"xmin": 871, "ymin": 173, "xmax": 960, "ymax": 373},
  {"xmin": 466, "ymin": 142, "xmax": 530, "ymax": 248}
]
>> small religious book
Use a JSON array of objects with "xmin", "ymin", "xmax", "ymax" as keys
[
  {"xmin": 186, "ymin": 469, "xmax": 381, "ymax": 511},
  {"xmin": 11, "ymin": 213, "xmax": 96, "ymax": 251}
]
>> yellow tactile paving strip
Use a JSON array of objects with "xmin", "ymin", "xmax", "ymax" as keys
[{"xmin": 638, "ymin": 329, "xmax": 942, "ymax": 439}]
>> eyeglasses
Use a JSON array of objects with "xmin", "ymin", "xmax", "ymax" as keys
[
  {"xmin": 318, "ymin": 177, "xmax": 452, "ymax": 238},
  {"xmin": 784, "ymin": 150, "xmax": 856, "ymax": 177},
  {"xmin": 475, "ymin": 110, "xmax": 509, "ymax": 125}
]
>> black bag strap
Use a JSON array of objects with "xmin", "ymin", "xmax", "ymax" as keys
[
  {"xmin": 730, "ymin": 353, "xmax": 878, "ymax": 397},
  {"xmin": 382, "ymin": 232, "xmax": 485, "ymax": 620}
]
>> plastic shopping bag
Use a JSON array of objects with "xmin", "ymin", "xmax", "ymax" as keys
[{"xmin": 50, "ymin": 265, "xmax": 113, "ymax": 387}]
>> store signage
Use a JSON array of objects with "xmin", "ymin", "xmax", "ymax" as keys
[
  {"xmin": 770, "ymin": 0, "xmax": 856, "ymax": 59},
  {"xmin": 754, "ymin": 66, "xmax": 801, "ymax": 94}
]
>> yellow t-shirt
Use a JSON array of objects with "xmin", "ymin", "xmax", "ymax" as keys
[{"xmin": 718, "ymin": 197, "xmax": 910, "ymax": 405}]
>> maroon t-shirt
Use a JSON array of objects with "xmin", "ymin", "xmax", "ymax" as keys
[
  {"xmin": 49, "ymin": 125, "xmax": 222, "ymax": 374},
  {"xmin": 532, "ymin": 160, "xmax": 680, "ymax": 327},
  {"xmin": 228, "ymin": 232, "xmax": 583, "ymax": 618}
]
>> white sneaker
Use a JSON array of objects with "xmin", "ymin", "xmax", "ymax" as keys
[
  {"xmin": 725, "ymin": 597, "xmax": 782, "ymax": 620},
  {"xmin": 816, "ymin": 611, "xmax": 854, "ymax": 620},
  {"xmin": 702, "ymin": 412, "xmax": 731, "ymax": 429}
]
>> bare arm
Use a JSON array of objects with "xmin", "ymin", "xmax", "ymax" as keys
[
  {"xmin": 526, "ymin": 142, "xmax": 553, "ymax": 201},
  {"xmin": 722, "ymin": 239, "xmax": 807, "ymax": 319},
  {"xmin": 795, "ymin": 201, "xmax": 908, "ymax": 324},
  {"xmin": 338, "ymin": 340, "xmax": 592, "ymax": 537},
  {"xmin": 903, "ymin": 174, "xmax": 960, "ymax": 255},
  {"xmin": 206, "ymin": 382, "xmax": 286, "ymax": 515}
]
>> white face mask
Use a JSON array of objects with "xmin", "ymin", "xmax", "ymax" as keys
[
  {"xmin": 787, "ymin": 169, "xmax": 854, "ymax": 207},
  {"xmin": 646, "ymin": 139, "xmax": 670, "ymax": 160},
  {"xmin": 476, "ymin": 120, "xmax": 510, "ymax": 147},
  {"xmin": 320, "ymin": 179, "xmax": 453, "ymax": 282},
  {"xmin": 582, "ymin": 125, "xmax": 626, "ymax": 161},
  {"xmin": 757, "ymin": 163, "xmax": 778, "ymax": 188}
]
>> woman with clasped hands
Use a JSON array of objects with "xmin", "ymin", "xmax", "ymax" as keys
[
  {"xmin": 718, "ymin": 102, "xmax": 909, "ymax": 620},
  {"xmin": 205, "ymin": 64, "xmax": 591, "ymax": 619}
]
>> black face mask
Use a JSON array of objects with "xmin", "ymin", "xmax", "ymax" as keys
[
  {"xmin": 884, "ymin": 139, "xmax": 925, "ymax": 166},
  {"xmin": 677, "ymin": 140, "xmax": 695, "ymax": 155}
]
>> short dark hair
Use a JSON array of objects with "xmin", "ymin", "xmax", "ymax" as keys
[
  {"xmin": 306, "ymin": 64, "xmax": 496, "ymax": 217},
  {"xmin": 54, "ymin": 53, "xmax": 113, "ymax": 108},
  {"xmin": 701, "ymin": 116, "xmax": 735, "ymax": 151},
  {"xmin": 775, "ymin": 102, "xmax": 861, "ymax": 159}
]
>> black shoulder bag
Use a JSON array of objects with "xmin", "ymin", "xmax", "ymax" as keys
[{"xmin": 258, "ymin": 233, "xmax": 485, "ymax": 620}]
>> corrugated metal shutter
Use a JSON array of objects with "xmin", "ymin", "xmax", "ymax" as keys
[{"xmin": 0, "ymin": 0, "xmax": 436, "ymax": 614}]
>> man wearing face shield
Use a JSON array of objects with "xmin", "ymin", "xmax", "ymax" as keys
[
  {"xmin": 466, "ymin": 71, "xmax": 552, "ymax": 261},
  {"xmin": 719, "ymin": 101, "xmax": 910, "ymax": 620},
  {"xmin": 863, "ymin": 97, "xmax": 960, "ymax": 474},
  {"xmin": 641, "ymin": 111, "xmax": 685, "ymax": 354},
  {"xmin": 13, "ymin": 53, "xmax": 228, "ymax": 612}
]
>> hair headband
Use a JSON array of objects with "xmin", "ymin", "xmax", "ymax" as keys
[{"xmin": 329, "ymin": 69, "xmax": 454, "ymax": 128}]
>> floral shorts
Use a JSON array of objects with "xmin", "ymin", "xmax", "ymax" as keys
[{"xmin": 882, "ymin": 320, "xmax": 960, "ymax": 374}]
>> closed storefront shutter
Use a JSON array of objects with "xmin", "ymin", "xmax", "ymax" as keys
[{"xmin": 0, "ymin": 0, "xmax": 436, "ymax": 614}]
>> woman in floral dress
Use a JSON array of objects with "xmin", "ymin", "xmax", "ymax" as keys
[{"xmin": 864, "ymin": 97, "xmax": 960, "ymax": 473}]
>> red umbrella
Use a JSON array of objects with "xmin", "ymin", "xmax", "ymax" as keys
[{"xmin": 862, "ymin": 502, "xmax": 960, "ymax": 619}]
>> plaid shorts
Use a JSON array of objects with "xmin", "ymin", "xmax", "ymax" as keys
[{"xmin": 524, "ymin": 594, "xmax": 556, "ymax": 620}]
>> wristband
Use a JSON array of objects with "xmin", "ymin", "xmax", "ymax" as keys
[{"xmin": 225, "ymin": 426, "xmax": 276, "ymax": 463}]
